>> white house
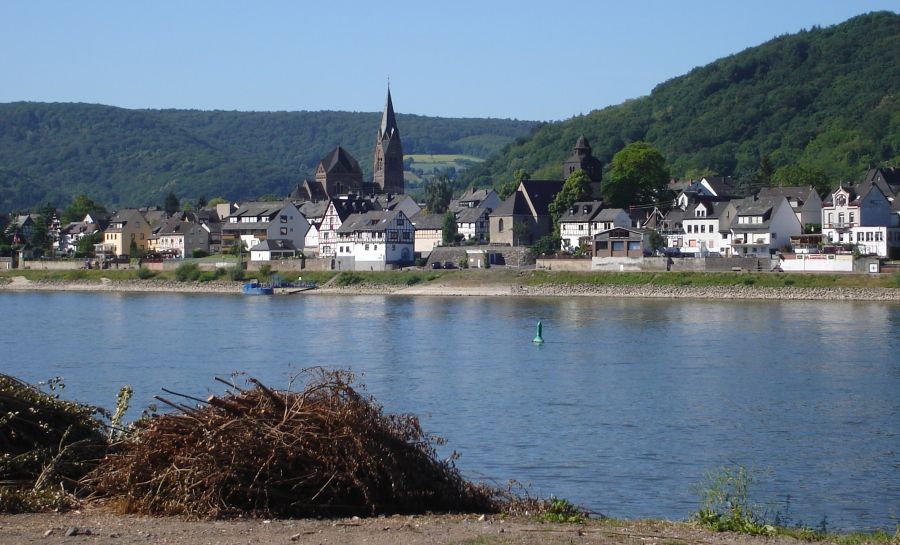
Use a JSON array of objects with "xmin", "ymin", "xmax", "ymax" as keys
[
  {"xmin": 250, "ymin": 239, "xmax": 299, "ymax": 261},
  {"xmin": 558, "ymin": 201, "xmax": 631, "ymax": 250},
  {"xmin": 318, "ymin": 197, "xmax": 377, "ymax": 258},
  {"xmin": 728, "ymin": 195, "xmax": 801, "ymax": 256},
  {"xmin": 681, "ymin": 200, "xmax": 729, "ymax": 256},
  {"xmin": 822, "ymin": 182, "xmax": 898, "ymax": 257},
  {"xmin": 411, "ymin": 212, "xmax": 444, "ymax": 256},
  {"xmin": 335, "ymin": 209, "xmax": 415, "ymax": 270},
  {"xmin": 149, "ymin": 218, "xmax": 210, "ymax": 258}
]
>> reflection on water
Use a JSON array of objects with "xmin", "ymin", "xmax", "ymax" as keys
[{"xmin": 1, "ymin": 292, "xmax": 897, "ymax": 530}]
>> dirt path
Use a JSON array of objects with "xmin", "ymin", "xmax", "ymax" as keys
[{"xmin": 0, "ymin": 511, "xmax": 843, "ymax": 545}]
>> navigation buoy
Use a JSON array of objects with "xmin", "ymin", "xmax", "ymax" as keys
[{"xmin": 533, "ymin": 321, "xmax": 544, "ymax": 344}]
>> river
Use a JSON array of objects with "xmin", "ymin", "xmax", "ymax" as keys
[{"xmin": 1, "ymin": 291, "xmax": 898, "ymax": 530}]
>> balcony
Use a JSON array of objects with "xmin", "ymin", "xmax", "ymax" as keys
[{"xmin": 826, "ymin": 222, "xmax": 855, "ymax": 230}]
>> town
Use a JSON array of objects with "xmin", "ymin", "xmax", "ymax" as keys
[{"xmin": 2, "ymin": 89, "xmax": 899, "ymax": 276}]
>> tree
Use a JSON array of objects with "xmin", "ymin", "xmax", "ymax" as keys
[
  {"xmin": 531, "ymin": 234, "xmax": 561, "ymax": 256},
  {"xmin": 648, "ymin": 230, "xmax": 665, "ymax": 251},
  {"xmin": 426, "ymin": 176, "xmax": 453, "ymax": 214},
  {"xmin": 442, "ymin": 211, "xmax": 458, "ymax": 244},
  {"xmin": 75, "ymin": 231, "xmax": 101, "ymax": 258},
  {"xmin": 549, "ymin": 170, "xmax": 592, "ymax": 234},
  {"xmin": 499, "ymin": 169, "xmax": 530, "ymax": 200},
  {"xmin": 207, "ymin": 197, "xmax": 228, "ymax": 207},
  {"xmin": 164, "ymin": 192, "xmax": 180, "ymax": 215},
  {"xmin": 603, "ymin": 142, "xmax": 670, "ymax": 209},
  {"xmin": 771, "ymin": 164, "xmax": 832, "ymax": 196},
  {"xmin": 62, "ymin": 194, "xmax": 106, "ymax": 224},
  {"xmin": 757, "ymin": 155, "xmax": 775, "ymax": 188}
]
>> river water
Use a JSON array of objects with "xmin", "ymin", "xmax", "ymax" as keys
[{"xmin": 1, "ymin": 291, "xmax": 898, "ymax": 530}]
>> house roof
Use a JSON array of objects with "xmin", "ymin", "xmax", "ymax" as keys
[
  {"xmin": 450, "ymin": 188, "xmax": 495, "ymax": 210},
  {"xmin": 336, "ymin": 209, "xmax": 403, "ymax": 234},
  {"xmin": 684, "ymin": 200, "xmax": 727, "ymax": 220},
  {"xmin": 559, "ymin": 200, "xmax": 605, "ymax": 223},
  {"xmin": 595, "ymin": 208, "xmax": 629, "ymax": 222},
  {"xmin": 700, "ymin": 176, "xmax": 737, "ymax": 197},
  {"xmin": 60, "ymin": 221, "xmax": 99, "ymax": 236},
  {"xmin": 455, "ymin": 206, "xmax": 488, "ymax": 223},
  {"xmin": 410, "ymin": 212, "xmax": 445, "ymax": 230},
  {"xmin": 107, "ymin": 209, "xmax": 147, "ymax": 230},
  {"xmin": 250, "ymin": 239, "xmax": 298, "ymax": 252},
  {"xmin": 299, "ymin": 200, "xmax": 329, "ymax": 220},
  {"xmin": 864, "ymin": 167, "xmax": 900, "ymax": 190},
  {"xmin": 319, "ymin": 145, "xmax": 362, "ymax": 175},
  {"xmin": 231, "ymin": 202, "xmax": 286, "ymax": 219}
]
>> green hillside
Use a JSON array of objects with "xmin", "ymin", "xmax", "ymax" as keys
[
  {"xmin": 462, "ymin": 12, "xmax": 900, "ymax": 191},
  {"xmin": 0, "ymin": 103, "xmax": 536, "ymax": 211}
]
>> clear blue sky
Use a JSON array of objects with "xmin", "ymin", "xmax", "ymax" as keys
[{"xmin": 1, "ymin": 1, "xmax": 896, "ymax": 121}]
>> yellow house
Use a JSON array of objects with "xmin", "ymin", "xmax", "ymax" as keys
[{"xmin": 98, "ymin": 209, "xmax": 152, "ymax": 257}]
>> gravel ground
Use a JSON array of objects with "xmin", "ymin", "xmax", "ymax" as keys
[{"xmin": 0, "ymin": 511, "xmax": 848, "ymax": 545}]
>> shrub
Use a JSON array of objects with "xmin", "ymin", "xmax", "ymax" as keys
[
  {"xmin": 693, "ymin": 466, "xmax": 774, "ymax": 536},
  {"xmin": 335, "ymin": 272, "xmax": 364, "ymax": 287},
  {"xmin": 258, "ymin": 264, "xmax": 272, "ymax": 278},
  {"xmin": 540, "ymin": 497, "xmax": 587, "ymax": 524},
  {"xmin": 174, "ymin": 263, "xmax": 201, "ymax": 282},
  {"xmin": 191, "ymin": 249, "xmax": 209, "ymax": 258},
  {"xmin": 197, "ymin": 271, "xmax": 219, "ymax": 282},
  {"xmin": 136, "ymin": 266, "xmax": 155, "ymax": 279},
  {"xmin": 227, "ymin": 267, "xmax": 245, "ymax": 282}
]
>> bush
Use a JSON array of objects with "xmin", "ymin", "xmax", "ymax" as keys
[
  {"xmin": 197, "ymin": 270, "xmax": 219, "ymax": 282},
  {"xmin": 227, "ymin": 267, "xmax": 245, "ymax": 282},
  {"xmin": 191, "ymin": 249, "xmax": 209, "ymax": 258},
  {"xmin": 335, "ymin": 272, "xmax": 364, "ymax": 287},
  {"xmin": 693, "ymin": 466, "xmax": 774, "ymax": 536},
  {"xmin": 174, "ymin": 263, "xmax": 201, "ymax": 282},
  {"xmin": 258, "ymin": 264, "xmax": 272, "ymax": 278},
  {"xmin": 136, "ymin": 266, "xmax": 155, "ymax": 279}
]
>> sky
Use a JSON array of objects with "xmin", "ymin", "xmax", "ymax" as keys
[{"xmin": 1, "ymin": 1, "xmax": 897, "ymax": 121}]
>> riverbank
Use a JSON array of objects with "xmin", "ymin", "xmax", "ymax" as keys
[
  {"xmin": 0, "ymin": 511, "xmax": 878, "ymax": 545},
  {"xmin": 2, "ymin": 274, "xmax": 900, "ymax": 301}
]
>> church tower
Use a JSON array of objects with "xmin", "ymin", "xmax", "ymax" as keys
[{"xmin": 373, "ymin": 87, "xmax": 405, "ymax": 194}]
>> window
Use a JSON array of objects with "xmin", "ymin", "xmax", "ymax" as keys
[
  {"xmin": 597, "ymin": 241, "xmax": 608, "ymax": 249},
  {"xmin": 402, "ymin": 232, "xmax": 410, "ymax": 241},
  {"xmin": 701, "ymin": 225, "xmax": 706, "ymax": 233},
  {"xmin": 612, "ymin": 241, "xmax": 625, "ymax": 251},
  {"xmin": 578, "ymin": 224, "xmax": 584, "ymax": 231},
  {"xmin": 280, "ymin": 215, "xmax": 287, "ymax": 223},
  {"xmin": 849, "ymin": 212, "xmax": 854, "ymax": 224},
  {"xmin": 498, "ymin": 219, "xmax": 504, "ymax": 232},
  {"xmin": 365, "ymin": 244, "xmax": 369, "ymax": 251},
  {"xmin": 280, "ymin": 227, "xmax": 287, "ymax": 235},
  {"xmin": 396, "ymin": 218, "xmax": 404, "ymax": 226}
]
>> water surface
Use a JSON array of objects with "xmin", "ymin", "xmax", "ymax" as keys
[{"xmin": 1, "ymin": 292, "xmax": 897, "ymax": 530}]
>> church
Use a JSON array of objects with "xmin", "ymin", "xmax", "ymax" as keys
[{"xmin": 288, "ymin": 88, "xmax": 405, "ymax": 201}]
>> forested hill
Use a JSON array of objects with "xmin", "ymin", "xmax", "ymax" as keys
[
  {"xmin": 0, "ymin": 103, "xmax": 536, "ymax": 211},
  {"xmin": 462, "ymin": 11, "xmax": 900, "ymax": 190}
]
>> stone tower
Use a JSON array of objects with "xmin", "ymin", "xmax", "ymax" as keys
[
  {"xmin": 563, "ymin": 135, "xmax": 603, "ymax": 198},
  {"xmin": 373, "ymin": 87, "xmax": 405, "ymax": 194}
]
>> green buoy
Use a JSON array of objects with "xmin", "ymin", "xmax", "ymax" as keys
[{"xmin": 533, "ymin": 321, "xmax": 544, "ymax": 344}]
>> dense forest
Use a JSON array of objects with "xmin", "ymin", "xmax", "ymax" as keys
[
  {"xmin": 462, "ymin": 12, "xmax": 899, "ymax": 193},
  {"xmin": 0, "ymin": 103, "xmax": 536, "ymax": 211}
]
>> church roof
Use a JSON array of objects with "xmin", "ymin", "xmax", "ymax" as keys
[{"xmin": 319, "ymin": 146, "xmax": 362, "ymax": 175}]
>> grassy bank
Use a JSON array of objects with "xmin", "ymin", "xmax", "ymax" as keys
[{"xmin": 3, "ymin": 268, "xmax": 899, "ymax": 290}]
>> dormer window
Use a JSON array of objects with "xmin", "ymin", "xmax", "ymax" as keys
[{"xmin": 836, "ymin": 194, "xmax": 847, "ymax": 207}]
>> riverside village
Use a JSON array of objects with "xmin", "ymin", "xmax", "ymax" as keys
[{"xmin": 2, "ymin": 89, "xmax": 899, "ymax": 282}]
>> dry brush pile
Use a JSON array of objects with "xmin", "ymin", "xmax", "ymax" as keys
[
  {"xmin": 0, "ymin": 374, "xmax": 107, "ymax": 512},
  {"xmin": 84, "ymin": 369, "xmax": 500, "ymax": 518}
]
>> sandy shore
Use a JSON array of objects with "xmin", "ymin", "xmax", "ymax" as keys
[
  {"xmin": 0, "ymin": 510, "xmax": 844, "ymax": 545},
  {"xmin": 1, "ymin": 276, "xmax": 899, "ymax": 301}
]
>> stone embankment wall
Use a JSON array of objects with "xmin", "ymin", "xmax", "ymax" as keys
[
  {"xmin": 427, "ymin": 246, "xmax": 533, "ymax": 268},
  {"xmin": 586, "ymin": 256, "xmax": 778, "ymax": 273}
]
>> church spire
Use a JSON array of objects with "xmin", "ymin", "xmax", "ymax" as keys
[
  {"xmin": 380, "ymin": 86, "xmax": 399, "ymax": 139},
  {"xmin": 373, "ymin": 85, "xmax": 404, "ymax": 194}
]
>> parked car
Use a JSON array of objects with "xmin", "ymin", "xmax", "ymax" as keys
[
  {"xmin": 443, "ymin": 261, "xmax": 456, "ymax": 269},
  {"xmin": 430, "ymin": 262, "xmax": 442, "ymax": 269}
]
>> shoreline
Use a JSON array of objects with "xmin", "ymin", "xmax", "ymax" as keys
[{"xmin": 2, "ymin": 276, "xmax": 899, "ymax": 301}]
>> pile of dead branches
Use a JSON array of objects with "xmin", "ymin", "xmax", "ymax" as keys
[
  {"xmin": 0, "ymin": 374, "xmax": 108, "ymax": 512},
  {"xmin": 85, "ymin": 369, "xmax": 499, "ymax": 518}
]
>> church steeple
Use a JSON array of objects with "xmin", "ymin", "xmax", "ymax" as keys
[
  {"xmin": 379, "ymin": 87, "xmax": 399, "ymax": 140},
  {"xmin": 373, "ymin": 86, "xmax": 404, "ymax": 194}
]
